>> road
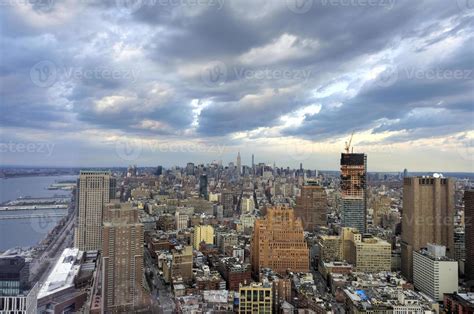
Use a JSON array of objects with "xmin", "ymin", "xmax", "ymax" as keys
[
  {"xmin": 144, "ymin": 249, "xmax": 176, "ymax": 314},
  {"xmin": 30, "ymin": 207, "xmax": 75, "ymax": 284}
]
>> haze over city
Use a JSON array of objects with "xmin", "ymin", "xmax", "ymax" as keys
[{"xmin": 1, "ymin": 0, "xmax": 473, "ymax": 171}]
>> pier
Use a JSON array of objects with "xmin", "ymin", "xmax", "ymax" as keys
[{"xmin": 0, "ymin": 213, "xmax": 66, "ymax": 220}]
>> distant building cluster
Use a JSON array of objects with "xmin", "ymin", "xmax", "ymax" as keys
[{"xmin": 1, "ymin": 150, "xmax": 473, "ymax": 313}]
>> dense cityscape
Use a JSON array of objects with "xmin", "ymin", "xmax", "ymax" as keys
[
  {"xmin": 0, "ymin": 144, "xmax": 473, "ymax": 313},
  {"xmin": 1, "ymin": 0, "xmax": 473, "ymax": 313}
]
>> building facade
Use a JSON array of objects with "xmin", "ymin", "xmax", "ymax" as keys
[
  {"xmin": 413, "ymin": 244, "xmax": 458, "ymax": 301},
  {"xmin": 340, "ymin": 153, "xmax": 367, "ymax": 233},
  {"xmin": 101, "ymin": 202, "xmax": 145, "ymax": 312},
  {"xmin": 251, "ymin": 207, "xmax": 309, "ymax": 276},
  {"xmin": 465, "ymin": 190, "xmax": 474, "ymax": 283},
  {"xmin": 295, "ymin": 181, "xmax": 327, "ymax": 231},
  {"xmin": 193, "ymin": 225, "xmax": 214, "ymax": 249},
  {"xmin": 238, "ymin": 283, "xmax": 272, "ymax": 314},
  {"xmin": 75, "ymin": 171, "xmax": 116, "ymax": 251},
  {"xmin": 401, "ymin": 176, "xmax": 455, "ymax": 281}
]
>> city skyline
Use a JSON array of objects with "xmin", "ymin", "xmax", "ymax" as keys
[{"xmin": 0, "ymin": 1, "xmax": 473, "ymax": 171}]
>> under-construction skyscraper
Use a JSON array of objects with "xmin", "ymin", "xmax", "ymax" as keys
[{"xmin": 340, "ymin": 153, "xmax": 367, "ymax": 233}]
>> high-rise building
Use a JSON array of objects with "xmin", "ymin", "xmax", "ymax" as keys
[
  {"xmin": 186, "ymin": 162, "xmax": 195, "ymax": 176},
  {"xmin": 193, "ymin": 225, "xmax": 214, "ymax": 249},
  {"xmin": 465, "ymin": 190, "xmax": 474, "ymax": 283},
  {"xmin": 102, "ymin": 202, "xmax": 145, "ymax": 312},
  {"xmin": 155, "ymin": 165, "xmax": 163, "ymax": 176},
  {"xmin": 238, "ymin": 282, "xmax": 272, "ymax": 314},
  {"xmin": 413, "ymin": 244, "xmax": 458, "ymax": 301},
  {"xmin": 340, "ymin": 153, "xmax": 367, "ymax": 233},
  {"xmin": 0, "ymin": 256, "xmax": 30, "ymax": 296},
  {"xmin": 401, "ymin": 176, "xmax": 455, "ymax": 281},
  {"xmin": 237, "ymin": 151, "xmax": 241, "ymax": 176},
  {"xmin": 175, "ymin": 212, "xmax": 189, "ymax": 230},
  {"xmin": 240, "ymin": 196, "xmax": 255, "ymax": 213},
  {"xmin": 344, "ymin": 229, "xmax": 391, "ymax": 273},
  {"xmin": 221, "ymin": 191, "xmax": 234, "ymax": 217},
  {"xmin": 74, "ymin": 170, "xmax": 116, "ymax": 251},
  {"xmin": 199, "ymin": 174, "xmax": 208, "ymax": 200},
  {"xmin": 251, "ymin": 154, "xmax": 255, "ymax": 175},
  {"xmin": 251, "ymin": 207, "xmax": 309, "ymax": 276},
  {"xmin": 295, "ymin": 180, "xmax": 327, "ymax": 231}
]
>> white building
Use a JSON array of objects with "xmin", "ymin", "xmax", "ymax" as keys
[
  {"xmin": 175, "ymin": 212, "xmax": 189, "ymax": 230},
  {"xmin": 240, "ymin": 197, "xmax": 255, "ymax": 213},
  {"xmin": 413, "ymin": 244, "xmax": 458, "ymax": 301}
]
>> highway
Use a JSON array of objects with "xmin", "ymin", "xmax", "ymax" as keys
[{"xmin": 30, "ymin": 207, "xmax": 75, "ymax": 284}]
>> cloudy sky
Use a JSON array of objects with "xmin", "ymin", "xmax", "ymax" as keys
[{"xmin": 0, "ymin": 0, "xmax": 473, "ymax": 171}]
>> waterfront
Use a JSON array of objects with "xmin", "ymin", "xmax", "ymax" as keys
[{"xmin": 0, "ymin": 175, "xmax": 76, "ymax": 251}]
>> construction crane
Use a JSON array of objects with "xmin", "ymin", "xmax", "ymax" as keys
[{"xmin": 344, "ymin": 131, "xmax": 354, "ymax": 154}]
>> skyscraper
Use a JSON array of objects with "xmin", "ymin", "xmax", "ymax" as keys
[
  {"xmin": 401, "ymin": 176, "xmax": 455, "ymax": 281},
  {"xmin": 251, "ymin": 154, "xmax": 255, "ymax": 175},
  {"xmin": 186, "ymin": 162, "xmax": 195, "ymax": 176},
  {"xmin": 294, "ymin": 180, "xmax": 327, "ymax": 231},
  {"xmin": 340, "ymin": 153, "xmax": 367, "ymax": 233},
  {"xmin": 251, "ymin": 207, "xmax": 309, "ymax": 276},
  {"xmin": 199, "ymin": 174, "xmax": 208, "ymax": 200},
  {"xmin": 155, "ymin": 165, "xmax": 163, "ymax": 176},
  {"xmin": 74, "ymin": 171, "xmax": 116, "ymax": 251},
  {"xmin": 237, "ymin": 151, "xmax": 241, "ymax": 176},
  {"xmin": 102, "ymin": 202, "xmax": 145, "ymax": 312},
  {"xmin": 465, "ymin": 190, "xmax": 474, "ymax": 283}
]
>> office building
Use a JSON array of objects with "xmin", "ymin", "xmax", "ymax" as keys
[
  {"xmin": 0, "ymin": 282, "xmax": 39, "ymax": 314},
  {"xmin": 346, "ymin": 231, "xmax": 391, "ymax": 273},
  {"xmin": 318, "ymin": 235, "xmax": 343, "ymax": 263},
  {"xmin": 199, "ymin": 174, "xmax": 208, "ymax": 200},
  {"xmin": 401, "ymin": 176, "xmax": 455, "ymax": 281},
  {"xmin": 237, "ymin": 151, "xmax": 241, "ymax": 176},
  {"xmin": 295, "ymin": 181, "xmax": 327, "ymax": 231},
  {"xmin": 340, "ymin": 153, "xmax": 367, "ymax": 233},
  {"xmin": 170, "ymin": 246, "xmax": 193, "ymax": 283},
  {"xmin": 74, "ymin": 171, "xmax": 116, "ymax": 251},
  {"xmin": 193, "ymin": 225, "xmax": 214, "ymax": 249},
  {"xmin": 186, "ymin": 162, "xmax": 195, "ymax": 176},
  {"xmin": 240, "ymin": 196, "xmax": 254, "ymax": 213},
  {"xmin": 413, "ymin": 244, "xmax": 458, "ymax": 301},
  {"xmin": 221, "ymin": 191, "xmax": 234, "ymax": 217},
  {"xmin": 102, "ymin": 202, "xmax": 145, "ymax": 312},
  {"xmin": 0, "ymin": 256, "xmax": 29, "ymax": 296},
  {"xmin": 465, "ymin": 190, "xmax": 474, "ymax": 282},
  {"xmin": 175, "ymin": 212, "xmax": 189, "ymax": 231},
  {"xmin": 238, "ymin": 282, "xmax": 272, "ymax": 314},
  {"xmin": 251, "ymin": 207, "xmax": 309, "ymax": 275}
]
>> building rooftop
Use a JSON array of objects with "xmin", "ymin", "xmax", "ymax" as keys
[{"xmin": 37, "ymin": 248, "xmax": 81, "ymax": 300}]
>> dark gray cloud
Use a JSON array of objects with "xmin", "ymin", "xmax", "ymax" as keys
[{"xmin": 0, "ymin": 0, "xmax": 472, "ymax": 168}]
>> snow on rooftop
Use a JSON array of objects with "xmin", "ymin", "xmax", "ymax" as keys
[{"xmin": 37, "ymin": 248, "xmax": 81, "ymax": 300}]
